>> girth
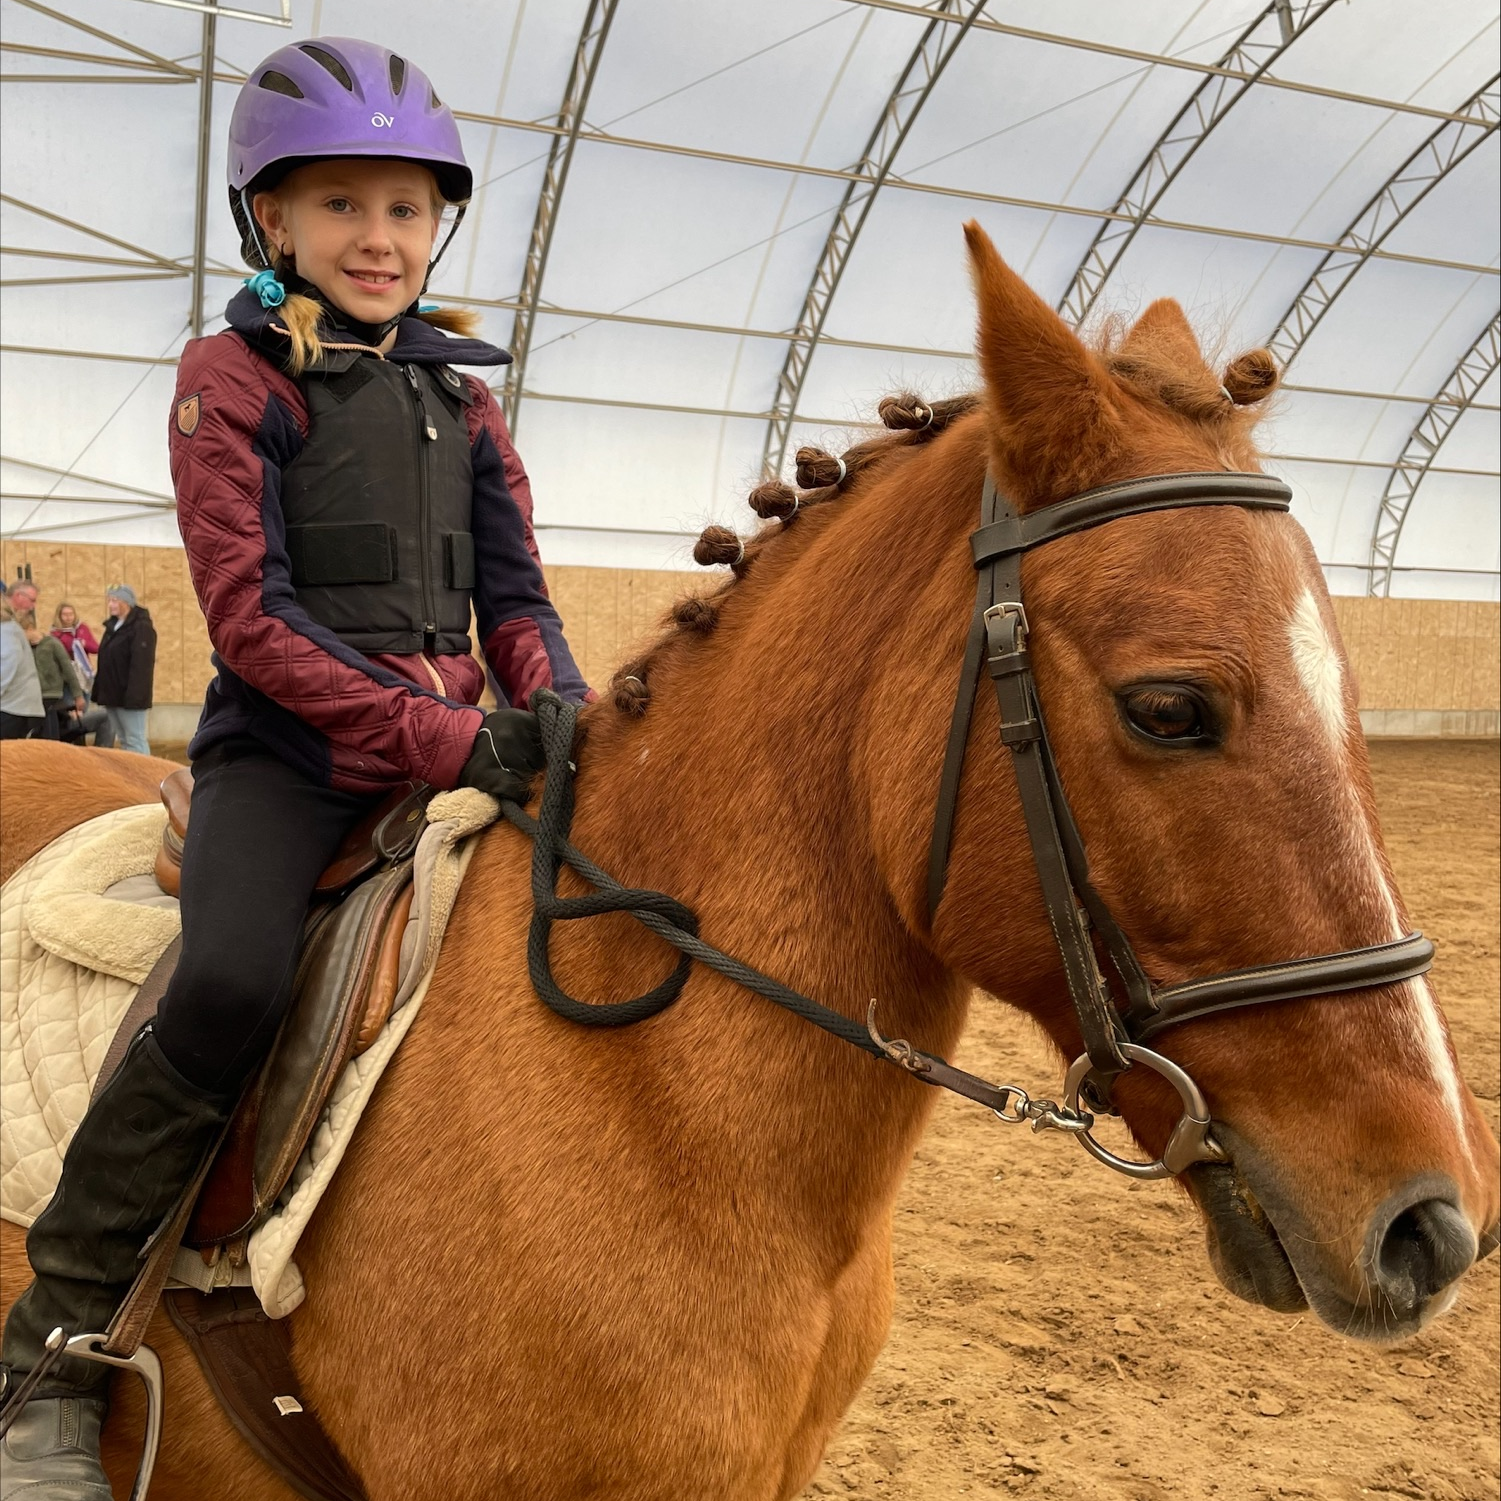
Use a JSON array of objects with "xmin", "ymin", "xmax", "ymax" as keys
[{"xmin": 926, "ymin": 469, "xmax": 1434, "ymax": 1105}]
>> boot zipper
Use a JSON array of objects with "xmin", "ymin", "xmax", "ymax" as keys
[{"xmin": 403, "ymin": 363, "xmax": 439, "ymax": 654}]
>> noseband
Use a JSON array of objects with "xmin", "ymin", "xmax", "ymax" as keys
[{"xmin": 925, "ymin": 470, "xmax": 1434, "ymax": 1176}]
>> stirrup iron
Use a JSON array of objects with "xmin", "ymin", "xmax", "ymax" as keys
[{"xmin": 65, "ymin": 1333, "xmax": 164, "ymax": 1501}]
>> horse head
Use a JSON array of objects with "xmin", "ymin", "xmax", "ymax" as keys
[{"xmin": 919, "ymin": 223, "xmax": 1499, "ymax": 1342}]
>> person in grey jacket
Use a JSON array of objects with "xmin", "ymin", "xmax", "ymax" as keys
[{"xmin": 0, "ymin": 588, "xmax": 45, "ymax": 739}]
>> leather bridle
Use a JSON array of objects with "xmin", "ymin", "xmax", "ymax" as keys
[
  {"xmin": 500, "ymin": 466, "xmax": 1435, "ymax": 1184},
  {"xmin": 925, "ymin": 469, "xmax": 1435, "ymax": 1176}
]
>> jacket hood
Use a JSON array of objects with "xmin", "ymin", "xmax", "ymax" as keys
[{"xmin": 223, "ymin": 286, "xmax": 511, "ymax": 369}]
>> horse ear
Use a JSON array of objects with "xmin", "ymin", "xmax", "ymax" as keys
[
  {"xmin": 1119, "ymin": 297, "xmax": 1206, "ymax": 369},
  {"xmin": 963, "ymin": 220, "xmax": 1116, "ymax": 506}
]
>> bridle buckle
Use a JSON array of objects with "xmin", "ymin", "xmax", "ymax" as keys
[{"xmin": 982, "ymin": 600, "xmax": 1028, "ymax": 643}]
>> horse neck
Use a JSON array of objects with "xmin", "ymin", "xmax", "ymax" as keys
[{"xmin": 487, "ymin": 425, "xmax": 993, "ymax": 1249}]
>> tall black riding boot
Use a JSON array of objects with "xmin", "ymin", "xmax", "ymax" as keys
[{"xmin": 0, "ymin": 1024, "xmax": 233, "ymax": 1499}]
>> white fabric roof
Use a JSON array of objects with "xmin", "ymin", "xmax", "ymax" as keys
[{"xmin": 2, "ymin": 0, "xmax": 1497, "ymax": 597}]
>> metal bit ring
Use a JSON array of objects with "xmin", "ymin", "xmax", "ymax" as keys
[{"xmin": 1063, "ymin": 1043, "xmax": 1225, "ymax": 1180}]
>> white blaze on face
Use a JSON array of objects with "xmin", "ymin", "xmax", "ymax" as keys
[
  {"xmin": 1288, "ymin": 589, "xmax": 1348, "ymax": 743},
  {"xmin": 1285, "ymin": 585, "xmax": 1473, "ymax": 1154}
]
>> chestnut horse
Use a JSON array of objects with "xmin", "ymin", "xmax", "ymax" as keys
[{"xmin": 2, "ymin": 225, "xmax": 1497, "ymax": 1500}]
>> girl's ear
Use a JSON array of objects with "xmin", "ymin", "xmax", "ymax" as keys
[{"xmin": 252, "ymin": 190, "xmax": 287, "ymax": 254}]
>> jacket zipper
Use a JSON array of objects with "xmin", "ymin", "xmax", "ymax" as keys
[{"xmin": 403, "ymin": 363, "xmax": 440, "ymax": 654}]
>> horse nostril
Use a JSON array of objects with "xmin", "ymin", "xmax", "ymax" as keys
[{"xmin": 1376, "ymin": 1198, "xmax": 1476, "ymax": 1305}]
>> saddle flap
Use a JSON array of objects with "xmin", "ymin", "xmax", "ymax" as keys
[
  {"xmin": 254, "ymin": 861, "xmax": 415, "ymax": 1207},
  {"xmin": 314, "ymin": 782, "xmax": 433, "ymax": 895},
  {"xmin": 186, "ymin": 862, "xmax": 415, "ymax": 1248}
]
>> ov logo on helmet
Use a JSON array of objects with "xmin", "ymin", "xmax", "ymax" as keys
[{"xmin": 371, "ymin": 112, "xmax": 394, "ymax": 128}]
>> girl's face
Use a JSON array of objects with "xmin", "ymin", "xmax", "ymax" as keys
[
  {"xmin": 58, "ymin": 605, "xmax": 76, "ymax": 627},
  {"xmin": 254, "ymin": 158, "xmax": 441, "ymax": 326}
]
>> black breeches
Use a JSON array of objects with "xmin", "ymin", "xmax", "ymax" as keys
[{"xmin": 153, "ymin": 736, "xmax": 380, "ymax": 1094}]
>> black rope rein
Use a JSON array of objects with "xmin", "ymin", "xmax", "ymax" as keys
[
  {"xmin": 496, "ymin": 692, "xmax": 1028, "ymax": 1116},
  {"xmin": 499, "ymin": 692, "xmax": 884, "ymax": 1056}
]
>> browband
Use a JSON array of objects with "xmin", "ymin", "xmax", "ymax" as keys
[{"xmin": 970, "ymin": 472, "xmax": 1292, "ymax": 567}]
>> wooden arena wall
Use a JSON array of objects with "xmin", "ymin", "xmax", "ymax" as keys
[{"xmin": 3, "ymin": 540, "xmax": 1496, "ymax": 737}]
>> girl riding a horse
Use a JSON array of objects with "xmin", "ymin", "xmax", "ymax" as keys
[{"xmin": 0, "ymin": 36, "xmax": 589, "ymax": 1495}]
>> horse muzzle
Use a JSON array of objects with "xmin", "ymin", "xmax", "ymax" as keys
[{"xmin": 1190, "ymin": 1131, "xmax": 1487, "ymax": 1341}]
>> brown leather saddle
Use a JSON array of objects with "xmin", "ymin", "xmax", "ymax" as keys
[
  {"xmin": 95, "ymin": 770, "xmax": 439, "ymax": 1501},
  {"xmin": 148, "ymin": 768, "xmax": 429, "ymax": 1251}
]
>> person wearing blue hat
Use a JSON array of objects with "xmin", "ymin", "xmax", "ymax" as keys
[{"xmin": 91, "ymin": 585, "xmax": 157, "ymax": 755}]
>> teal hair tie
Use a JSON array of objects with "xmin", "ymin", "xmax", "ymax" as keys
[
  {"xmin": 419, "ymin": 302, "xmax": 439, "ymax": 313},
  {"xmin": 245, "ymin": 268, "xmax": 285, "ymax": 309}
]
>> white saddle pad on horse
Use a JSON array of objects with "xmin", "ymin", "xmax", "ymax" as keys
[{"xmin": 1, "ymin": 788, "xmax": 495, "ymax": 1318}]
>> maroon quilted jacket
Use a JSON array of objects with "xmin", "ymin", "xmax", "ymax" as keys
[{"xmin": 170, "ymin": 289, "xmax": 589, "ymax": 794}]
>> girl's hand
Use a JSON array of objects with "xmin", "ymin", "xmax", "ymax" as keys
[{"xmin": 459, "ymin": 710, "xmax": 544, "ymax": 803}]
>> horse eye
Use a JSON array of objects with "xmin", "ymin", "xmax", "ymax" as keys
[{"xmin": 1120, "ymin": 686, "xmax": 1212, "ymax": 744}]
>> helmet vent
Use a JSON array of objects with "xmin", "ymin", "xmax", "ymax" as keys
[
  {"xmin": 298, "ymin": 43, "xmax": 354, "ymax": 92},
  {"xmin": 389, "ymin": 55, "xmax": 407, "ymax": 95},
  {"xmin": 429, "ymin": 86, "xmax": 442, "ymax": 109},
  {"xmin": 257, "ymin": 69, "xmax": 305, "ymax": 99}
]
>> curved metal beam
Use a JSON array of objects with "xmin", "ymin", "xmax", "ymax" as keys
[
  {"xmin": 845, "ymin": 0, "xmax": 1493, "ymax": 128},
  {"xmin": 1269, "ymin": 73, "xmax": 1498, "ymax": 370},
  {"xmin": 1367, "ymin": 311, "xmax": 1500, "ymax": 597},
  {"xmin": 499, "ymin": 0, "xmax": 620, "ymax": 434},
  {"xmin": 1058, "ymin": 1, "xmax": 1331, "ymax": 329},
  {"xmin": 759, "ymin": 0, "xmax": 985, "ymax": 480}
]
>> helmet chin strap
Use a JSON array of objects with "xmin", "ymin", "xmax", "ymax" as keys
[
  {"xmin": 241, "ymin": 188, "xmax": 273, "ymax": 272},
  {"xmin": 420, "ymin": 203, "xmax": 467, "ymax": 296}
]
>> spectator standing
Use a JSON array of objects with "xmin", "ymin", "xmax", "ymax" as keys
[
  {"xmin": 0, "ymin": 588, "xmax": 45, "ymax": 739},
  {"xmin": 93, "ymin": 584, "xmax": 157, "ymax": 754},
  {"xmin": 20, "ymin": 613, "xmax": 85, "ymax": 740},
  {"xmin": 52, "ymin": 600, "xmax": 113, "ymax": 747},
  {"xmin": 51, "ymin": 602, "xmax": 100, "ymax": 687}
]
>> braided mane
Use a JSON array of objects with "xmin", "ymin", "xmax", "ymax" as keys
[{"xmin": 609, "ymin": 331, "xmax": 1279, "ymax": 718}]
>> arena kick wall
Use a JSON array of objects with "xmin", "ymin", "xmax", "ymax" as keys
[{"xmin": 3, "ymin": 541, "xmax": 1497, "ymax": 741}]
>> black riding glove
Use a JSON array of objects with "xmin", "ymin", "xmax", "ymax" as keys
[{"xmin": 459, "ymin": 708, "xmax": 544, "ymax": 803}]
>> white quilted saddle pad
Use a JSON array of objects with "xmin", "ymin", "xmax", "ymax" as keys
[{"xmin": 1, "ymin": 788, "xmax": 495, "ymax": 1317}]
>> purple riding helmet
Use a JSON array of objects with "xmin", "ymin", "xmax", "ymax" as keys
[{"xmin": 227, "ymin": 36, "xmax": 471, "ymax": 272}]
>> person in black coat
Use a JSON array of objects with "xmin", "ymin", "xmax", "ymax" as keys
[{"xmin": 93, "ymin": 584, "xmax": 157, "ymax": 754}]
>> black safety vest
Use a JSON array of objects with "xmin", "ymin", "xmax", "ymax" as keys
[{"xmin": 279, "ymin": 351, "xmax": 478, "ymax": 656}]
